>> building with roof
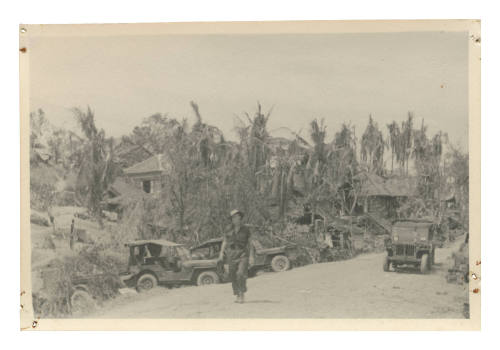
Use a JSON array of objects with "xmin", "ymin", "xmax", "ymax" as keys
[
  {"xmin": 123, "ymin": 154, "xmax": 170, "ymax": 194},
  {"xmin": 355, "ymin": 172, "xmax": 417, "ymax": 219},
  {"xmin": 102, "ymin": 177, "xmax": 144, "ymax": 217}
]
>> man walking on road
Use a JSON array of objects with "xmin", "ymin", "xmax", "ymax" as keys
[{"xmin": 218, "ymin": 209, "xmax": 253, "ymax": 304}]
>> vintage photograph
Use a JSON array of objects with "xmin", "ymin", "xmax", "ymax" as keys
[{"xmin": 20, "ymin": 20, "xmax": 480, "ymax": 330}]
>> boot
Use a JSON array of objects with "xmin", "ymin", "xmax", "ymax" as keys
[
  {"xmin": 235, "ymin": 292, "xmax": 243, "ymax": 303},
  {"xmin": 240, "ymin": 293, "xmax": 245, "ymax": 304}
]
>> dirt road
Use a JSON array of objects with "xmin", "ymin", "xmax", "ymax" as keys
[{"xmin": 90, "ymin": 242, "xmax": 468, "ymax": 319}]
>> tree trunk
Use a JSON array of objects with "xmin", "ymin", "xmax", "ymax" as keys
[
  {"xmin": 271, "ymin": 169, "xmax": 280, "ymax": 199},
  {"xmin": 349, "ymin": 188, "xmax": 359, "ymax": 215},
  {"xmin": 279, "ymin": 169, "xmax": 286, "ymax": 221},
  {"xmin": 286, "ymin": 163, "xmax": 296, "ymax": 195}
]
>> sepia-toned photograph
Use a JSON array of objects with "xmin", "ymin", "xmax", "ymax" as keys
[{"xmin": 19, "ymin": 20, "xmax": 481, "ymax": 330}]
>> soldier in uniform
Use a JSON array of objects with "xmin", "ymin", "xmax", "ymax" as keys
[{"xmin": 218, "ymin": 209, "xmax": 253, "ymax": 304}]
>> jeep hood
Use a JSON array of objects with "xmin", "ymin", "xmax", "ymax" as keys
[
  {"xmin": 392, "ymin": 223, "xmax": 431, "ymax": 243},
  {"xmin": 181, "ymin": 259, "xmax": 218, "ymax": 268}
]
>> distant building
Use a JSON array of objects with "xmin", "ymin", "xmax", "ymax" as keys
[
  {"xmin": 123, "ymin": 154, "xmax": 170, "ymax": 194},
  {"xmin": 355, "ymin": 172, "xmax": 417, "ymax": 219},
  {"xmin": 102, "ymin": 177, "xmax": 144, "ymax": 218}
]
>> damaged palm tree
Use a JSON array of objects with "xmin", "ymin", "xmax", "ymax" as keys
[
  {"xmin": 73, "ymin": 107, "xmax": 117, "ymax": 227},
  {"xmin": 361, "ymin": 115, "xmax": 386, "ymax": 176},
  {"xmin": 235, "ymin": 103, "xmax": 273, "ymax": 186},
  {"xmin": 386, "ymin": 121, "xmax": 400, "ymax": 175},
  {"xmin": 190, "ymin": 101, "xmax": 227, "ymax": 168}
]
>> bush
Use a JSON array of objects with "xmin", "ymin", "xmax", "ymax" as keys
[
  {"xmin": 30, "ymin": 164, "xmax": 60, "ymax": 211},
  {"xmin": 357, "ymin": 233, "xmax": 389, "ymax": 253},
  {"xmin": 31, "ymin": 213, "xmax": 49, "ymax": 227},
  {"xmin": 30, "ymin": 182, "xmax": 56, "ymax": 211},
  {"xmin": 54, "ymin": 190, "xmax": 77, "ymax": 206}
]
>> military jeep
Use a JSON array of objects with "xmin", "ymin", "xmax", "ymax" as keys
[
  {"xmin": 383, "ymin": 220, "xmax": 439, "ymax": 274},
  {"xmin": 120, "ymin": 239, "xmax": 224, "ymax": 292},
  {"xmin": 190, "ymin": 237, "xmax": 292, "ymax": 275}
]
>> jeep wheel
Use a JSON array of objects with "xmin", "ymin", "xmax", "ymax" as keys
[
  {"xmin": 271, "ymin": 255, "xmax": 290, "ymax": 272},
  {"xmin": 383, "ymin": 255, "xmax": 390, "ymax": 272},
  {"xmin": 70, "ymin": 290, "xmax": 96, "ymax": 314},
  {"xmin": 136, "ymin": 273, "xmax": 157, "ymax": 292},
  {"xmin": 420, "ymin": 254, "xmax": 430, "ymax": 274},
  {"xmin": 196, "ymin": 270, "xmax": 220, "ymax": 286}
]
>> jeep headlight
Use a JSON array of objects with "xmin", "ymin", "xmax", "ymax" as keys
[{"xmin": 393, "ymin": 236, "xmax": 398, "ymax": 242}]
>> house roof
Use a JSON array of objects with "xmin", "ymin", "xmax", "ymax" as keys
[
  {"xmin": 123, "ymin": 154, "xmax": 169, "ymax": 176},
  {"xmin": 108, "ymin": 177, "xmax": 143, "ymax": 197},
  {"xmin": 384, "ymin": 176, "xmax": 417, "ymax": 197},
  {"xmin": 357, "ymin": 172, "xmax": 416, "ymax": 198},
  {"xmin": 357, "ymin": 172, "xmax": 391, "ymax": 197},
  {"xmin": 104, "ymin": 177, "xmax": 145, "ymax": 206}
]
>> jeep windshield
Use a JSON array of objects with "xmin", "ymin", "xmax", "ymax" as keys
[
  {"xmin": 126, "ymin": 241, "xmax": 192, "ymax": 265},
  {"xmin": 392, "ymin": 221, "xmax": 433, "ymax": 243}
]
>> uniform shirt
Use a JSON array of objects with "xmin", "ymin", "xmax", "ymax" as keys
[{"xmin": 225, "ymin": 225, "xmax": 251, "ymax": 261}]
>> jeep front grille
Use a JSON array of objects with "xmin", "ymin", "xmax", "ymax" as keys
[{"xmin": 395, "ymin": 244, "xmax": 415, "ymax": 256}]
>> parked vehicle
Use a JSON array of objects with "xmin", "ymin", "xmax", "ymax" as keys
[
  {"xmin": 69, "ymin": 273, "xmax": 122, "ymax": 313},
  {"xmin": 33, "ymin": 269, "xmax": 122, "ymax": 317},
  {"xmin": 383, "ymin": 220, "xmax": 440, "ymax": 274},
  {"xmin": 120, "ymin": 240, "xmax": 224, "ymax": 292},
  {"xmin": 190, "ymin": 237, "xmax": 293, "ymax": 275}
]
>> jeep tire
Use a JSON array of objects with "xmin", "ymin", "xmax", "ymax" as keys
[
  {"xmin": 196, "ymin": 270, "xmax": 220, "ymax": 286},
  {"xmin": 420, "ymin": 253, "xmax": 430, "ymax": 274},
  {"xmin": 271, "ymin": 255, "xmax": 290, "ymax": 272},
  {"xmin": 136, "ymin": 273, "xmax": 157, "ymax": 292},
  {"xmin": 70, "ymin": 289, "xmax": 96, "ymax": 314}
]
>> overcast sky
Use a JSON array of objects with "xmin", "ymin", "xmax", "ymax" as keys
[{"xmin": 29, "ymin": 31, "xmax": 468, "ymax": 147}]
